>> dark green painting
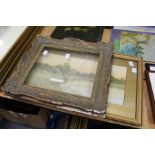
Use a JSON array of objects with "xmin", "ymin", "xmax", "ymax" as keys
[{"xmin": 51, "ymin": 26, "xmax": 103, "ymax": 42}]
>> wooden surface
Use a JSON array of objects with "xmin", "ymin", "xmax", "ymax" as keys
[{"xmin": 0, "ymin": 26, "xmax": 155, "ymax": 128}]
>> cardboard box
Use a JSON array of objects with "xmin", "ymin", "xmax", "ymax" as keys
[{"xmin": 0, "ymin": 108, "xmax": 51, "ymax": 128}]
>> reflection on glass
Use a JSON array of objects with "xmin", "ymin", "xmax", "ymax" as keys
[
  {"xmin": 0, "ymin": 26, "xmax": 27, "ymax": 62},
  {"xmin": 0, "ymin": 27, "xmax": 10, "ymax": 36},
  {"xmin": 108, "ymin": 65, "xmax": 127, "ymax": 105},
  {"xmin": 149, "ymin": 72, "xmax": 155, "ymax": 99},
  {"xmin": 25, "ymin": 48, "xmax": 99, "ymax": 97},
  {"xmin": 108, "ymin": 58, "xmax": 137, "ymax": 106}
]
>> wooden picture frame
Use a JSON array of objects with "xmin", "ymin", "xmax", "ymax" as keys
[
  {"xmin": 145, "ymin": 63, "xmax": 155, "ymax": 121},
  {"xmin": 2, "ymin": 36, "xmax": 113, "ymax": 115},
  {"xmin": 106, "ymin": 54, "xmax": 142, "ymax": 125}
]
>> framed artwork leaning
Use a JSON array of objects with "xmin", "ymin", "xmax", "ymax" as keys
[
  {"xmin": 111, "ymin": 29, "xmax": 155, "ymax": 62},
  {"xmin": 2, "ymin": 36, "xmax": 113, "ymax": 115},
  {"xmin": 51, "ymin": 26, "xmax": 103, "ymax": 42},
  {"xmin": 106, "ymin": 54, "xmax": 142, "ymax": 125},
  {"xmin": 145, "ymin": 63, "xmax": 155, "ymax": 121}
]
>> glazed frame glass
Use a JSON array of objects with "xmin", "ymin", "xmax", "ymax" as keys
[
  {"xmin": 0, "ymin": 26, "xmax": 27, "ymax": 63},
  {"xmin": 25, "ymin": 47, "xmax": 99, "ymax": 98},
  {"xmin": 106, "ymin": 54, "xmax": 142, "ymax": 125}
]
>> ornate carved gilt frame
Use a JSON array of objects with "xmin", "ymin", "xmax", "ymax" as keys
[{"xmin": 2, "ymin": 36, "xmax": 113, "ymax": 115}]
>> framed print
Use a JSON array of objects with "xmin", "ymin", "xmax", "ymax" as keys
[
  {"xmin": 51, "ymin": 26, "xmax": 103, "ymax": 42},
  {"xmin": 2, "ymin": 36, "xmax": 113, "ymax": 115},
  {"xmin": 0, "ymin": 26, "xmax": 27, "ymax": 63},
  {"xmin": 111, "ymin": 29, "xmax": 155, "ymax": 62},
  {"xmin": 145, "ymin": 63, "xmax": 155, "ymax": 121},
  {"xmin": 106, "ymin": 54, "xmax": 142, "ymax": 125}
]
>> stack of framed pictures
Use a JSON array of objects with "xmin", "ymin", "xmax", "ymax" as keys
[
  {"xmin": 48, "ymin": 112, "xmax": 88, "ymax": 129},
  {"xmin": 106, "ymin": 54, "xmax": 142, "ymax": 125},
  {"xmin": 69, "ymin": 116, "xmax": 88, "ymax": 129},
  {"xmin": 109, "ymin": 26, "xmax": 155, "ymax": 126},
  {"xmin": 0, "ymin": 26, "xmax": 145, "ymax": 127}
]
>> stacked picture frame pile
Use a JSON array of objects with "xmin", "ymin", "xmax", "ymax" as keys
[
  {"xmin": 1, "ymin": 27, "xmax": 114, "ymax": 126},
  {"xmin": 108, "ymin": 26, "xmax": 155, "ymax": 126},
  {"xmin": 1, "ymin": 26, "xmax": 155, "ymax": 128},
  {"xmin": 48, "ymin": 112, "xmax": 89, "ymax": 129}
]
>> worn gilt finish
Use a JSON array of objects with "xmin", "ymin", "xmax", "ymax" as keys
[{"xmin": 2, "ymin": 36, "xmax": 113, "ymax": 115}]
